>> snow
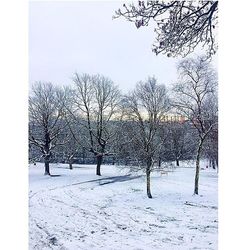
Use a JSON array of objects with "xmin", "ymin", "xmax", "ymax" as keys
[{"xmin": 29, "ymin": 162, "xmax": 218, "ymax": 250}]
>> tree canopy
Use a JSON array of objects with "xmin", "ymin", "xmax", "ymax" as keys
[{"xmin": 114, "ymin": 1, "xmax": 218, "ymax": 58}]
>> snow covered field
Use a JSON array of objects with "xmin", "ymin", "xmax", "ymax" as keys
[{"xmin": 29, "ymin": 162, "xmax": 218, "ymax": 250}]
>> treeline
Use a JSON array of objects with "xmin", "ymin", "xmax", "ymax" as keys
[{"xmin": 29, "ymin": 56, "xmax": 218, "ymax": 197}]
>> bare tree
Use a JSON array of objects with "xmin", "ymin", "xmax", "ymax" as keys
[
  {"xmin": 172, "ymin": 56, "xmax": 218, "ymax": 194},
  {"xmin": 70, "ymin": 73, "xmax": 121, "ymax": 176},
  {"xmin": 122, "ymin": 77, "xmax": 169, "ymax": 198},
  {"xmin": 114, "ymin": 1, "xmax": 218, "ymax": 58},
  {"xmin": 203, "ymin": 106, "xmax": 218, "ymax": 170},
  {"xmin": 29, "ymin": 82, "xmax": 68, "ymax": 175},
  {"xmin": 167, "ymin": 120, "xmax": 189, "ymax": 166},
  {"xmin": 55, "ymin": 127, "xmax": 81, "ymax": 170},
  {"xmin": 57, "ymin": 87, "xmax": 83, "ymax": 170}
]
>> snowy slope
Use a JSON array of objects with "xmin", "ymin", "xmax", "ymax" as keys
[{"xmin": 29, "ymin": 163, "xmax": 218, "ymax": 250}]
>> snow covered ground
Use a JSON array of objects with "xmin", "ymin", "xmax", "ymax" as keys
[{"xmin": 29, "ymin": 162, "xmax": 218, "ymax": 250}]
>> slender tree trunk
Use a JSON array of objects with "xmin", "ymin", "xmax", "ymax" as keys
[
  {"xmin": 215, "ymin": 157, "xmax": 218, "ymax": 168},
  {"xmin": 216, "ymin": 157, "xmax": 219, "ymax": 173},
  {"xmin": 212, "ymin": 159, "xmax": 216, "ymax": 169},
  {"xmin": 82, "ymin": 149, "xmax": 85, "ymax": 164},
  {"xmin": 146, "ymin": 167, "xmax": 152, "ymax": 198},
  {"xmin": 69, "ymin": 155, "xmax": 73, "ymax": 170},
  {"xmin": 69, "ymin": 159, "xmax": 73, "ymax": 170},
  {"xmin": 96, "ymin": 154, "xmax": 103, "ymax": 176},
  {"xmin": 176, "ymin": 158, "xmax": 180, "ymax": 167},
  {"xmin": 69, "ymin": 162, "xmax": 73, "ymax": 170},
  {"xmin": 194, "ymin": 140, "xmax": 203, "ymax": 195},
  {"xmin": 158, "ymin": 157, "xmax": 162, "ymax": 168},
  {"xmin": 44, "ymin": 133, "xmax": 51, "ymax": 175},
  {"xmin": 146, "ymin": 157, "xmax": 153, "ymax": 198},
  {"xmin": 44, "ymin": 155, "xmax": 50, "ymax": 175}
]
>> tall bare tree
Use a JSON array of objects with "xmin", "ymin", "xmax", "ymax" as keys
[
  {"xmin": 114, "ymin": 1, "xmax": 218, "ymax": 58},
  {"xmin": 55, "ymin": 126, "xmax": 81, "ymax": 170},
  {"xmin": 167, "ymin": 120, "xmax": 189, "ymax": 166},
  {"xmin": 203, "ymin": 103, "xmax": 218, "ymax": 170},
  {"xmin": 172, "ymin": 56, "xmax": 218, "ymax": 194},
  {"xmin": 122, "ymin": 77, "xmax": 169, "ymax": 198},
  {"xmin": 29, "ymin": 82, "xmax": 68, "ymax": 175},
  {"xmin": 69, "ymin": 73, "xmax": 121, "ymax": 176}
]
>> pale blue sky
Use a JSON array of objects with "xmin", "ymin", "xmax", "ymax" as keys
[{"xmin": 29, "ymin": 1, "xmax": 209, "ymax": 93}]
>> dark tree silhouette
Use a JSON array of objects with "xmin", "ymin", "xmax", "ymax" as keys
[
  {"xmin": 69, "ymin": 73, "xmax": 121, "ymax": 176},
  {"xmin": 114, "ymin": 1, "xmax": 218, "ymax": 58},
  {"xmin": 29, "ymin": 82, "xmax": 68, "ymax": 175}
]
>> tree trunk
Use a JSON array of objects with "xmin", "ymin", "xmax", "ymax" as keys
[
  {"xmin": 146, "ymin": 167, "xmax": 152, "ymax": 198},
  {"xmin": 158, "ymin": 157, "xmax": 162, "ymax": 168},
  {"xmin": 146, "ymin": 157, "xmax": 153, "ymax": 198},
  {"xmin": 69, "ymin": 162, "xmax": 73, "ymax": 170},
  {"xmin": 82, "ymin": 150, "xmax": 85, "ymax": 164},
  {"xmin": 212, "ymin": 159, "xmax": 216, "ymax": 169},
  {"xmin": 194, "ymin": 141, "xmax": 203, "ymax": 195},
  {"xmin": 96, "ymin": 154, "xmax": 103, "ymax": 176},
  {"xmin": 176, "ymin": 158, "xmax": 180, "ymax": 167},
  {"xmin": 209, "ymin": 158, "xmax": 212, "ymax": 168},
  {"xmin": 215, "ymin": 157, "xmax": 218, "ymax": 167},
  {"xmin": 216, "ymin": 157, "xmax": 219, "ymax": 173},
  {"xmin": 44, "ymin": 156, "xmax": 50, "ymax": 175},
  {"xmin": 69, "ymin": 156, "xmax": 73, "ymax": 170},
  {"xmin": 44, "ymin": 133, "xmax": 51, "ymax": 175}
]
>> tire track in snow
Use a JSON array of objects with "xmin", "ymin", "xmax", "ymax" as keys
[{"xmin": 29, "ymin": 174, "xmax": 144, "ymax": 249}]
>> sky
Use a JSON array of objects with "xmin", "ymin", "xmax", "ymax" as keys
[{"xmin": 29, "ymin": 1, "xmax": 181, "ymax": 93}]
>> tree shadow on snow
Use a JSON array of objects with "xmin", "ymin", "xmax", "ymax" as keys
[
  {"xmin": 50, "ymin": 174, "xmax": 61, "ymax": 177},
  {"xmin": 98, "ymin": 175, "xmax": 142, "ymax": 186}
]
